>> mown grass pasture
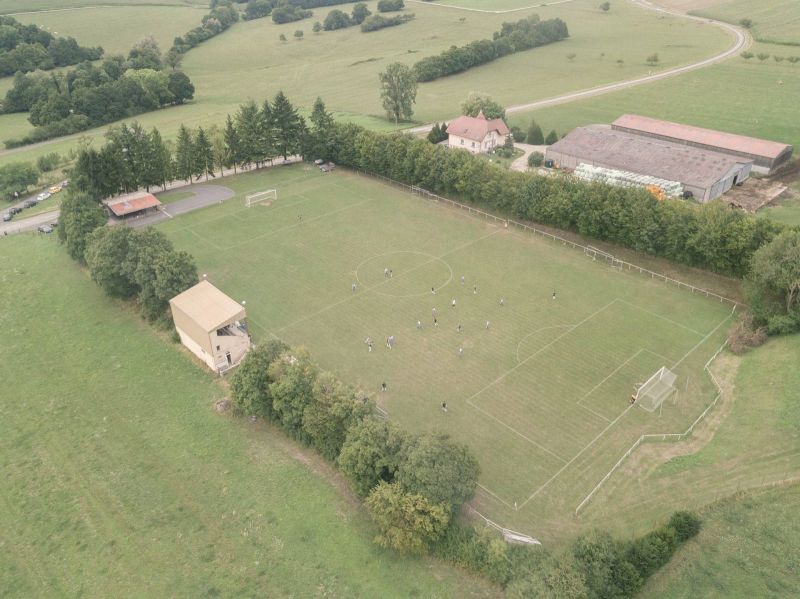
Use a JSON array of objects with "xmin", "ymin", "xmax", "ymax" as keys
[
  {"xmin": 154, "ymin": 166, "xmax": 737, "ymax": 540},
  {"xmin": 0, "ymin": 233, "xmax": 497, "ymax": 598}
]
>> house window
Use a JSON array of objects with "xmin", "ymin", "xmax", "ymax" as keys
[
  {"xmin": 471, "ymin": 142, "xmax": 475, "ymax": 148},
  {"xmin": 460, "ymin": 139, "xmax": 464, "ymax": 145},
  {"xmin": 216, "ymin": 345, "xmax": 220, "ymax": 350}
]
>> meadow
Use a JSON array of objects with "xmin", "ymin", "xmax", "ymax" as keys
[
  {"xmin": 691, "ymin": 0, "xmax": 800, "ymax": 45},
  {"xmin": 0, "ymin": 0, "xmax": 730, "ymax": 165},
  {"xmin": 153, "ymin": 165, "xmax": 737, "ymax": 541},
  {"xmin": 0, "ymin": 233, "xmax": 499, "ymax": 598}
]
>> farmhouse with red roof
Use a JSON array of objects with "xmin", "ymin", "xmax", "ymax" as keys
[{"xmin": 446, "ymin": 111, "xmax": 510, "ymax": 155}]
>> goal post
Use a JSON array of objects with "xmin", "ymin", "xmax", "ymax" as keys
[
  {"xmin": 245, "ymin": 189, "xmax": 277, "ymax": 207},
  {"xmin": 635, "ymin": 366, "xmax": 678, "ymax": 412}
]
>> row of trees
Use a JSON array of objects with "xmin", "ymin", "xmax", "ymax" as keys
[
  {"xmin": 171, "ymin": 1, "xmax": 239, "ymax": 54},
  {"xmin": 377, "ymin": 0, "xmax": 404, "ymax": 11},
  {"xmin": 71, "ymin": 93, "xmax": 316, "ymax": 199},
  {"xmin": 361, "ymin": 13, "xmax": 415, "ymax": 33},
  {"xmin": 230, "ymin": 341, "xmax": 480, "ymax": 553},
  {"xmin": 322, "ymin": 3, "xmax": 371, "ymax": 30},
  {"xmin": 0, "ymin": 153, "xmax": 63, "ymax": 201},
  {"xmin": 0, "ymin": 15, "xmax": 102, "ymax": 77},
  {"xmin": 413, "ymin": 15, "xmax": 569, "ymax": 81},
  {"xmin": 740, "ymin": 51, "xmax": 800, "ymax": 63},
  {"xmin": 3, "ymin": 40, "xmax": 194, "ymax": 148}
]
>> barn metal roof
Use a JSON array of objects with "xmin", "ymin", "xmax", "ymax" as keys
[
  {"xmin": 548, "ymin": 127, "xmax": 751, "ymax": 188},
  {"xmin": 446, "ymin": 111, "xmax": 510, "ymax": 142},
  {"xmin": 103, "ymin": 191, "xmax": 161, "ymax": 216},
  {"xmin": 612, "ymin": 114, "xmax": 791, "ymax": 160},
  {"xmin": 169, "ymin": 280, "xmax": 245, "ymax": 333}
]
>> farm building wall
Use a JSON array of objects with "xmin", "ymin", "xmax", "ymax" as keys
[{"xmin": 448, "ymin": 131, "xmax": 503, "ymax": 154}]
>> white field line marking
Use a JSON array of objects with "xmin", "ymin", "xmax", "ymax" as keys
[
  {"xmin": 188, "ymin": 228, "xmax": 221, "ymax": 251},
  {"xmin": 468, "ymin": 401, "xmax": 569, "ymax": 464},
  {"xmin": 463, "ymin": 300, "xmax": 619, "ymax": 466},
  {"xmin": 671, "ymin": 308, "xmax": 735, "ymax": 370},
  {"xmin": 519, "ymin": 308, "xmax": 735, "ymax": 509},
  {"xmin": 276, "ymin": 230, "xmax": 500, "ymax": 335},
  {"xmin": 519, "ymin": 404, "xmax": 636, "ymax": 509},
  {"xmin": 615, "ymin": 298, "xmax": 705, "ymax": 337},
  {"xmin": 476, "ymin": 483, "xmax": 516, "ymax": 510},
  {"xmin": 160, "ymin": 207, "xmax": 173, "ymax": 219},
  {"xmin": 515, "ymin": 324, "xmax": 573, "ymax": 364},
  {"xmin": 579, "ymin": 404, "xmax": 612, "ymax": 424},
  {"xmin": 576, "ymin": 349, "xmax": 645, "ymax": 408},
  {"xmin": 221, "ymin": 198, "xmax": 371, "ymax": 251}
]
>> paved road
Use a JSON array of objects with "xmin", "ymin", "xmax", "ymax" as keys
[
  {"xmin": 406, "ymin": 0, "xmax": 748, "ymax": 135},
  {"xmin": 0, "ymin": 208, "xmax": 59, "ymax": 236},
  {"xmin": 130, "ymin": 184, "xmax": 236, "ymax": 228}
]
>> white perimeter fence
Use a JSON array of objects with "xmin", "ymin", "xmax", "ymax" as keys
[{"xmin": 353, "ymin": 169, "xmax": 742, "ymax": 308}]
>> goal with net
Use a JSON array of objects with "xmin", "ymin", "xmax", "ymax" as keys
[
  {"xmin": 585, "ymin": 245, "xmax": 622, "ymax": 270},
  {"xmin": 634, "ymin": 366, "xmax": 677, "ymax": 412},
  {"xmin": 245, "ymin": 189, "xmax": 277, "ymax": 207}
]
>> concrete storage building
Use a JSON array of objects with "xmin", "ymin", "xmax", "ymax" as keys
[
  {"xmin": 169, "ymin": 280, "xmax": 251, "ymax": 374},
  {"xmin": 545, "ymin": 127, "xmax": 753, "ymax": 202},
  {"xmin": 612, "ymin": 114, "xmax": 793, "ymax": 174}
]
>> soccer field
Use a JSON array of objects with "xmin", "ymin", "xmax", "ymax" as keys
[{"xmin": 157, "ymin": 166, "xmax": 735, "ymax": 539}]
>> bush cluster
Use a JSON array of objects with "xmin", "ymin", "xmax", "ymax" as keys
[
  {"xmin": 171, "ymin": 2, "xmax": 239, "ymax": 54},
  {"xmin": 230, "ymin": 343, "xmax": 480, "ymax": 553},
  {"xmin": 321, "ymin": 122, "xmax": 785, "ymax": 277},
  {"xmin": 3, "ymin": 52, "xmax": 194, "ymax": 148},
  {"xmin": 377, "ymin": 0, "xmax": 404, "ymax": 12},
  {"xmin": 243, "ymin": 0, "xmax": 274, "ymax": 21},
  {"xmin": 413, "ymin": 15, "xmax": 568, "ymax": 81},
  {"xmin": 272, "ymin": 4, "xmax": 313, "ymax": 24},
  {"xmin": 0, "ymin": 16, "xmax": 102, "ymax": 77},
  {"xmin": 361, "ymin": 13, "xmax": 415, "ymax": 32}
]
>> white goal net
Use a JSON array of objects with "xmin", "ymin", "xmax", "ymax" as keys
[
  {"xmin": 245, "ymin": 189, "xmax": 277, "ymax": 207},
  {"xmin": 585, "ymin": 245, "xmax": 622, "ymax": 270},
  {"xmin": 635, "ymin": 366, "xmax": 678, "ymax": 412}
]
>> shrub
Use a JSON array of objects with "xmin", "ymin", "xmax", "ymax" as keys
[
  {"xmin": 324, "ymin": 10, "xmax": 351, "ymax": 30},
  {"xmin": 528, "ymin": 151, "xmax": 544, "ymax": 167},
  {"xmin": 360, "ymin": 13, "xmax": 414, "ymax": 32},
  {"xmin": 377, "ymin": 0, "xmax": 404, "ymax": 12},
  {"xmin": 36, "ymin": 152, "xmax": 61, "ymax": 172},
  {"xmin": 272, "ymin": 5, "xmax": 312, "ymax": 24},
  {"xmin": 229, "ymin": 340, "xmax": 289, "ymax": 418},
  {"xmin": 726, "ymin": 313, "xmax": 767, "ymax": 354},
  {"xmin": 667, "ymin": 511, "xmax": 702, "ymax": 543}
]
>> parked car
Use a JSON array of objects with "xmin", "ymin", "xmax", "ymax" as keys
[
  {"xmin": 60, "ymin": 180, "xmax": 70, "ymax": 188},
  {"xmin": 48, "ymin": 185, "xmax": 62, "ymax": 194},
  {"xmin": 2, "ymin": 212, "xmax": 12, "ymax": 222},
  {"xmin": 9, "ymin": 206, "xmax": 22, "ymax": 215},
  {"xmin": 23, "ymin": 199, "xmax": 36, "ymax": 208},
  {"xmin": 36, "ymin": 191, "xmax": 51, "ymax": 202},
  {"xmin": 37, "ymin": 224, "xmax": 53, "ymax": 234}
]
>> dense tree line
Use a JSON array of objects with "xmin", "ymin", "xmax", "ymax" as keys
[
  {"xmin": 319, "ymin": 122, "xmax": 787, "ymax": 278},
  {"xmin": 413, "ymin": 15, "xmax": 569, "ymax": 81},
  {"xmin": 745, "ymin": 230, "xmax": 800, "ymax": 334},
  {"xmin": 171, "ymin": 1, "xmax": 239, "ymax": 54},
  {"xmin": 243, "ymin": 0, "xmax": 274, "ymax": 20},
  {"xmin": 361, "ymin": 13, "xmax": 415, "ymax": 32},
  {"xmin": 322, "ymin": 3, "xmax": 370, "ymax": 30},
  {"xmin": 3, "ymin": 39, "xmax": 194, "ymax": 148},
  {"xmin": 0, "ymin": 15, "xmax": 102, "ymax": 77},
  {"xmin": 71, "ymin": 92, "xmax": 309, "ymax": 199},
  {"xmin": 377, "ymin": 0, "xmax": 404, "ymax": 12},
  {"xmin": 0, "ymin": 161, "xmax": 39, "ymax": 201},
  {"xmin": 272, "ymin": 4, "xmax": 313, "ymax": 24}
]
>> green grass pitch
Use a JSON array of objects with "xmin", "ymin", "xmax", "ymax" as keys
[{"xmin": 156, "ymin": 166, "xmax": 735, "ymax": 539}]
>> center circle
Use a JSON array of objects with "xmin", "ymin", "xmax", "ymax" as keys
[{"xmin": 355, "ymin": 251, "xmax": 453, "ymax": 297}]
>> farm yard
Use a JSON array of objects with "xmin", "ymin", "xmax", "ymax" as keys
[
  {"xmin": 155, "ymin": 166, "xmax": 738, "ymax": 540},
  {"xmin": 0, "ymin": 234, "xmax": 498, "ymax": 598},
  {"xmin": 0, "ymin": 0, "xmax": 730, "ymax": 164}
]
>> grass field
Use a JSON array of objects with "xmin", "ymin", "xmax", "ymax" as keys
[
  {"xmin": 0, "ymin": 234, "xmax": 498, "ymax": 598},
  {"xmin": 0, "ymin": 0, "xmax": 729, "ymax": 165},
  {"xmin": 152, "ymin": 165, "xmax": 737, "ymax": 541},
  {"xmin": 692, "ymin": 0, "xmax": 800, "ymax": 45},
  {"xmin": 507, "ymin": 40, "xmax": 800, "ymax": 160},
  {"xmin": 643, "ymin": 484, "xmax": 800, "ymax": 597},
  {"xmin": 758, "ymin": 185, "xmax": 800, "ymax": 227}
]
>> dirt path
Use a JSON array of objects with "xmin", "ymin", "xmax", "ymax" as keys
[
  {"xmin": 406, "ymin": 0, "xmax": 749, "ymax": 135},
  {"xmin": 130, "ymin": 184, "xmax": 235, "ymax": 228},
  {"xmin": 511, "ymin": 143, "xmax": 548, "ymax": 172}
]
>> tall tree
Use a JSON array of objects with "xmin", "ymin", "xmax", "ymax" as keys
[
  {"xmin": 146, "ymin": 127, "xmax": 173, "ymax": 190},
  {"xmin": 174, "ymin": 124, "xmax": 194, "ymax": 182},
  {"xmin": 337, "ymin": 417, "xmax": 409, "ymax": 496},
  {"xmin": 306, "ymin": 96, "xmax": 334, "ymax": 159},
  {"xmin": 745, "ymin": 230, "xmax": 800, "ymax": 334},
  {"xmin": 57, "ymin": 191, "xmax": 106, "ymax": 263},
  {"xmin": 208, "ymin": 124, "xmax": 228, "ymax": 177},
  {"xmin": 235, "ymin": 99, "xmax": 262, "ymax": 168},
  {"xmin": 271, "ymin": 91, "xmax": 305, "ymax": 159},
  {"xmin": 526, "ymin": 119, "xmax": 544, "ymax": 145},
  {"xmin": 460, "ymin": 93, "xmax": 505, "ymax": 119},
  {"xmin": 223, "ymin": 114, "xmax": 242, "ymax": 173},
  {"xmin": 379, "ymin": 62, "xmax": 417, "ymax": 124},
  {"xmin": 192, "ymin": 126, "xmax": 215, "ymax": 180},
  {"xmin": 230, "ymin": 340, "xmax": 290, "ymax": 418},
  {"xmin": 258, "ymin": 98, "xmax": 276, "ymax": 165}
]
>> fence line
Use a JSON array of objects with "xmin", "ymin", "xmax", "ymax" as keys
[
  {"xmin": 574, "ymin": 340, "xmax": 731, "ymax": 515},
  {"xmin": 351, "ymin": 169, "xmax": 742, "ymax": 308}
]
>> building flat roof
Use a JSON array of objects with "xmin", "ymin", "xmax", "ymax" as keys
[
  {"xmin": 612, "ymin": 114, "xmax": 792, "ymax": 160},
  {"xmin": 446, "ymin": 111, "xmax": 510, "ymax": 143},
  {"xmin": 548, "ymin": 127, "xmax": 750, "ymax": 188},
  {"xmin": 103, "ymin": 191, "xmax": 161, "ymax": 216},
  {"xmin": 169, "ymin": 280, "xmax": 245, "ymax": 333}
]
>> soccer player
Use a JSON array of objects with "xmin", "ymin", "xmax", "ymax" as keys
[
  {"xmin": 432, "ymin": 307, "xmax": 437, "ymax": 316},
  {"xmin": 389, "ymin": 269, "xmax": 393, "ymax": 278},
  {"xmin": 460, "ymin": 275, "xmax": 465, "ymax": 285},
  {"xmin": 486, "ymin": 320, "xmax": 490, "ymax": 330},
  {"xmin": 431, "ymin": 287, "xmax": 436, "ymax": 295},
  {"xmin": 457, "ymin": 324, "xmax": 462, "ymax": 333},
  {"xmin": 441, "ymin": 401, "xmax": 447, "ymax": 412},
  {"xmin": 473, "ymin": 285, "xmax": 477, "ymax": 295},
  {"xmin": 416, "ymin": 320, "xmax": 422, "ymax": 330},
  {"xmin": 451, "ymin": 298, "xmax": 456, "ymax": 308},
  {"xmin": 384, "ymin": 268, "xmax": 389, "ymax": 278},
  {"xmin": 552, "ymin": 289, "xmax": 556, "ymax": 300},
  {"xmin": 382, "ymin": 382, "xmax": 388, "ymax": 392},
  {"xmin": 499, "ymin": 298, "xmax": 505, "ymax": 307},
  {"xmin": 352, "ymin": 283, "xmax": 357, "ymax": 292},
  {"xmin": 458, "ymin": 347, "xmax": 464, "ymax": 357},
  {"xmin": 433, "ymin": 316, "xmax": 438, "ymax": 327}
]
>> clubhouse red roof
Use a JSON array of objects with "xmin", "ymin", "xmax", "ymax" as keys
[
  {"xmin": 104, "ymin": 191, "xmax": 161, "ymax": 216},
  {"xmin": 446, "ymin": 111, "xmax": 510, "ymax": 143}
]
